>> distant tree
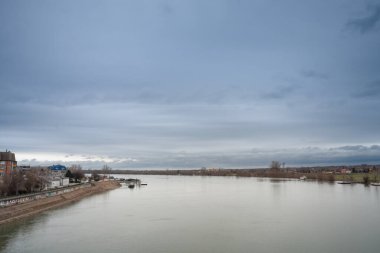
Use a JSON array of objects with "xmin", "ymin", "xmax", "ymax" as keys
[
  {"xmin": 363, "ymin": 176, "xmax": 370, "ymax": 185},
  {"xmin": 0, "ymin": 168, "xmax": 50, "ymax": 196},
  {"xmin": 72, "ymin": 169, "xmax": 85, "ymax": 183},
  {"xmin": 69, "ymin": 164, "xmax": 82, "ymax": 171},
  {"xmin": 25, "ymin": 169, "xmax": 41, "ymax": 193},
  {"xmin": 65, "ymin": 169, "xmax": 73, "ymax": 179},
  {"xmin": 92, "ymin": 172, "xmax": 100, "ymax": 181},
  {"xmin": 69, "ymin": 164, "xmax": 85, "ymax": 183},
  {"xmin": 270, "ymin": 161, "xmax": 281, "ymax": 171},
  {"xmin": 8, "ymin": 170, "xmax": 26, "ymax": 195},
  {"xmin": 327, "ymin": 174, "xmax": 335, "ymax": 182},
  {"xmin": 0, "ymin": 174, "xmax": 12, "ymax": 196},
  {"xmin": 37, "ymin": 169, "xmax": 49, "ymax": 191},
  {"xmin": 102, "ymin": 164, "xmax": 112, "ymax": 179}
]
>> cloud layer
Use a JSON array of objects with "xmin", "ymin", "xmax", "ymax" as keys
[{"xmin": 1, "ymin": 0, "xmax": 380, "ymax": 169}]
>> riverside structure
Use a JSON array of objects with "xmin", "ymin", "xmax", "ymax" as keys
[
  {"xmin": 0, "ymin": 150, "xmax": 17, "ymax": 176},
  {"xmin": 0, "ymin": 180, "xmax": 120, "ymax": 224}
]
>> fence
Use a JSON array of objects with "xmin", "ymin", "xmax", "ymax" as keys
[{"xmin": 0, "ymin": 183, "xmax": 92, "ymax": 208}]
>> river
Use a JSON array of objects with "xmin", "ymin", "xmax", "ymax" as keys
[{"xmin": 1, "ymin": 175, "xmax": 380, "ymax": 253}]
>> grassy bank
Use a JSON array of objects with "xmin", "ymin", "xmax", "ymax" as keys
[{"xmin": 334, "ymin": 173, "xmax": 379, "ymax": 183}]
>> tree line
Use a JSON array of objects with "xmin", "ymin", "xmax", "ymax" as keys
[{"xmin": 0, "ymin": 166, "xmax": 85, "ymax": 197}]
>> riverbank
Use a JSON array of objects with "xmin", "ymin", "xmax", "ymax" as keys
[
  {"xmin": 0, "ymin": 181, "xmax": 120, "ymax": 225},
  {"xmin": 84, "ymin": 168, "xmax": 380, "ymax": 184}
]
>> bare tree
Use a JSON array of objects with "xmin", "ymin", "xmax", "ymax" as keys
[
  {"xmin": 24, "ymin": 168, "xmax": 46, "ymax": 192},
  {"xmin": 8, "ymin": 170, "xmax": 26, "ymax": 195},
  {"xmin": 25, "ymin": 169, "xmax": 40, "ymax": 192},
  {"xmin": 91, "ymin": 172, "xmax": 100, "ymax": 181},
  {"xmin": 0, "ymin": 174, "xmax": 12, "ymax": 196},
  {"xmin": 72, "ymin": 170, "xmax": 84, "ymax": 183},
  {"xmin": 69, "ymin": 164, "xmax": 82, "ymax": 171},
  {"xmin": 69, "ymin": 165, "xmax": 85, "ymax": 183},
  {"xmin": 102, "ymin": 164, "xmax": 112, "ymax": 179},
  {"xmin": 270, "ymin": 161, "xmax": 281, "ymax": 171},
  {"xmin": 0, "ymin": 168, "xmax": 50, "ymax": 196},
  {"xmin": 69, "ymin": 164, "xmax": 85, "ymax": 183}
]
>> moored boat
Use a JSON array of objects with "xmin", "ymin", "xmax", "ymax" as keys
[
  {"xmin": 337, "ymin": 181, "xmax": 353, "ymax": 184},
  {"xmin": 124, "ymin": 178, "xmax": 142, "ymax": 189}
]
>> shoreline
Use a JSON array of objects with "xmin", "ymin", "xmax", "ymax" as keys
[
  {"xmin": 0, "ymin": 181, "xmax": 121, "ymax": 225},
  {"xmin": 86, "ymin": 169, "xmax": 379, "ymax": 184}
]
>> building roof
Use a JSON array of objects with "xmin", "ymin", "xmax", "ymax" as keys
[
  {"xmin": 0, "ymin": 151, "xmax": 16, "ymax": 162},
  {"xmin": 48, "ymin": 164, "xmax": 67, "ymax": 171}
]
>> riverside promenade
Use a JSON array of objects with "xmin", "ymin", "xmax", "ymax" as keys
[
  {"xmin": 0, "ymin": 181, "xmax": 120, "ymax": 224},
  {"xmin": 0, "ymin": 183, "xmax": 92, "ymax": 208}
]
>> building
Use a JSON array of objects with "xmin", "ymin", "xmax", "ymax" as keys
[
  {"xmin": 48, "ymin": 164, "xmax": 67, "ymax": 171},
  {"xmin": 0, "ymin": 150, "xmax": 17, "ymax": 176},
  {"xmin": 49, "ymin": 179, "xmax": 61, "ymax": 188},
  {"xmin": 48, "ymin": 164, "xmax": 67, "ymax": 177},
  {"xmin": 61, "ymin": 177, "xmax": 69, "ymax": 187},
  {"xmin": 48, "ymin": 177, "xmax": 70, "ymax": 189},
  {"xmin": 47, "ymin": 164, "xmax": 70, "ymax": 189}
]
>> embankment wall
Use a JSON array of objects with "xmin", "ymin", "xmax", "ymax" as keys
[{"xmin": 0, "ymin": 181, "xmax": 120, "ymax": 224}]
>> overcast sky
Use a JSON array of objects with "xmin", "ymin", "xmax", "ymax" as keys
[{"xmin": 1, "ymin": 0, "xmax": 380, "ymax": 169}]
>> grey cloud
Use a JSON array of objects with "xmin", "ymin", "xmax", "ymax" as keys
[
  {"xmin": 159, "ymin": 3, "xmax": 174, "ymax": 15},
  {"xmin": 262, "ymin": 85, "xmax": 297, "ymax": 100},
  {"xmin": 370, "ymin": 145, "xmax": 380, "ymax": 150},
  {"xmin": 352, "ymin": 80, "xmax": 380, "ymax": 98},
  {"xmin": 346, "ymin": 4, "xmax": 380, "ymax": 33},
  {"xmin": 332, "ymin": 145, "xmax": 380, "ymax": 152},
  {"xmin": 17, "ymin": 144, "xmax": 380, "ymax": 169},
  {"xmin": 300, "ymin": 70, "xmax": 329, "ymax": 80},
  {"xmin": 333, "ymin": 145, "xmax": 368, "ymax": 151},
  {"xmin": 2, "ymin": 96, "xmax": 380, "ymax": 160}
]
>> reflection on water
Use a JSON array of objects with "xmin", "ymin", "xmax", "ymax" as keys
[
  {"xmin": 0, "ymin": 212, "xmax": 51, "ymax": 251},
  {"xmin": 0, "ymin": 175, "xmax": 380, "ymax": 253},
  {"xmin": 0, "ymin": 219, "xmax": 32, "ymax": 250}
]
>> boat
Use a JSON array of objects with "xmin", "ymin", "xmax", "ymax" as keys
[
  {"xmin": 126, "ymin": 178, "xmax": 141, "ymax": 184},
  {"xmin": 299, "ymin": 176, "xmax": 307, "ymax": 180},
  {"xmin": 371, "ymin": 182, "xmax": 380, "ymax": 186},
  {"xmin": 337, "ymin": 181, "xmax": 353, "ymax": 184},
  {"xmin": 125, "ymin": 178, "xmax": 141, "ymax": 189}
]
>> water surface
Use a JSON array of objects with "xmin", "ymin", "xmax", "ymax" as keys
[{"xmin": 1, "ymin": 175, "xmax": 380, "ymax": 253}]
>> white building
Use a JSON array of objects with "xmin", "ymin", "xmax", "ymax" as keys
[
  {"xmin": 61, "ymin": 178, "xmax": 69, "ymax": 187},
  {"xmin": 49, "ymin": 179, "xmax": 61, "ymax": 188},
  {"xmin": 48, "ymin": 177, "xmax": 70, "ymax": 189}
]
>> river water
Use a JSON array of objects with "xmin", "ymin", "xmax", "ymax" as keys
[{"xmin": 1, "ymin": 175, "xmax": 380, "ymax": 253}]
